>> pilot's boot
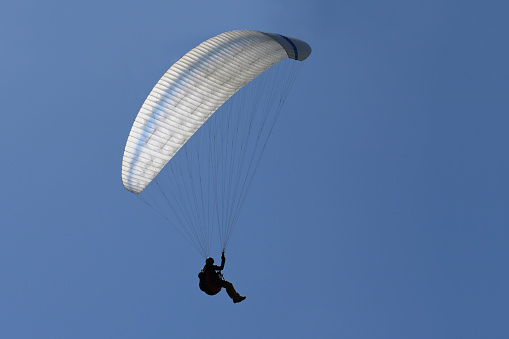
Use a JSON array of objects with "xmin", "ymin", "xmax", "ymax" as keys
[
  {"xmin": 223, "ymin": 281, "xmax": 246, "ymax": 303},
  {"xmin": 233, "ymin": 295, "xmax": 246, "ymax": 303}
]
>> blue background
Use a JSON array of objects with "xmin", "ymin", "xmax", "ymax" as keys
[{"xmin": 1, "ymin": 0, "xmax": 508, "ymax": 338}]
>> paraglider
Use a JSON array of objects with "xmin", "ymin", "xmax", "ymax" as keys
[
  {"xmin": 122, "ymin": 30, "xmax": 311, "ymax": 301},
  {"xmin": 198, "ymin": 252, "xmax": 246, "ymax": 303}
]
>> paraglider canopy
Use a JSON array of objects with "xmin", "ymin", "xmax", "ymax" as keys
[
  {"xmin": 122, "ymin": 30, "xmax": 311, "ymax": 257},
  {"xmin": 121, "ymin": 30, "xmax": 311, "ymax": 194}
]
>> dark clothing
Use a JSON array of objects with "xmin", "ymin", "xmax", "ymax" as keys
[
  {"xmin": 198, "ymin": 254, "xmax": 245, "ymax": 303},
  {"xmin": 204, "ymin": 255, "xmax": 225, "ymax": 286},
  {"xmin": 198, "ymin": 255, "xmax": 225, "ymax": 295}
]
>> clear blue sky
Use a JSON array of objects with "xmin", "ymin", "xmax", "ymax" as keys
[{"xmin": 1, "ymin": 1, "xmax": 508, "ymax": 338}]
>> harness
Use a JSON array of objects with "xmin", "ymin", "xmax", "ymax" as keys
[{"xmin": 198, "ymin": 269, "xmax": 223, "ymax": 295}]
